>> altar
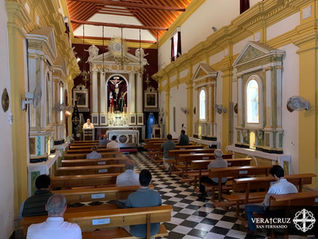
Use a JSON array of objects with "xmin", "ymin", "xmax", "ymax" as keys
[
  {"xmin": 106, "ymin": 129, "xmax": 139, "ymax": 148},
  {"xmin": 85, "ymin": 40, "xmax": 147, "ymax": 130}
]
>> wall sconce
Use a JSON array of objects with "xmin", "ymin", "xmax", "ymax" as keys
[
  {"xmin": 287, "ymin": 96, "xmax": 310, "ymax": 112},
  {"xmin": 21, "ymin": 86, "xmax": 42, "ymax": 111},
  {"xmin": 180, "ymin": 107, "xmax": 189, "ymax": 115},
  {"xmin": 215, "ymin": 104, "xmax": 227, "ymax": 114}
]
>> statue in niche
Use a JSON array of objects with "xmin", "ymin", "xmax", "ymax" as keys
[
  {"xmin": 86, "ymin": 45, "xmax": 99, "ymax": 63},
  {"xmin": 107, "ymin": 76, "xmax": 127, "ymax": 113}
]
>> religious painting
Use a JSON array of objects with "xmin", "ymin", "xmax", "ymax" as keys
[
  {"xmin": 130, "ymin": 115, "xmax": 136, "ymax": 125},
  {"xmin": 144, "ymin": 86, "xmax": 158, "ymax": 109},
  {"xmin": 75, "ymin": 92, "xmax": 87, "ymax": 106},
  {"xmin": 145, "ymin": 93, "xmax": 157, "ymax": 108},
  {"xmin": 73, "ymin": 84, "xmax": 88, "ymax": 108},
  {"xmin": 107, "ymin": 75, "xmax": 127, "ymax": 113}
]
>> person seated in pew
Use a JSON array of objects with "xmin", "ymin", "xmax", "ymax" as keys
[
  {"xmin": 161, "ymin": 134, "xmax": 176, "ymax": 171},
  {"xmin": 125, "ymin": 169, "xmax": 162, "ymax": 238},
  {"xmin": 83, "ymin": 118, "xmax": 94, "ymax": 129},
  {"xmin": 22, "ymin": 174, "xmax": 52, "ymax": 217},
  {"xmin": 116, "ymin": 161, "xmax": 139, "ymax": 186},
  {"xmin": 86, "ymin": 146, "xmax": 102, "ymax": 159},
  {"xmin": 177, "ymin": 129, "xmax": 190, "ymax": 146},
  {"xmin": 107, "ymin": 135, "xmax": 120, "ymax": 151},
  {"xmin": 199, "ymin": 149, "xmax": 228, "ymax": 199},
  {"xmin": 99, "ymin": 134, "xmax": 109, "ymax": 146},
  {"xmin": 245, "ymin": 165, "xmax": 298, "ymax": 233},
  {"xmin": 27, "ymin": 194, "xmax": 82, "ymax": 239}
]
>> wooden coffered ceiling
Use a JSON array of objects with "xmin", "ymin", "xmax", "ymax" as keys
[{"xmin": 66, "ymin": 0, "xmax": 192, "ymax": 42}]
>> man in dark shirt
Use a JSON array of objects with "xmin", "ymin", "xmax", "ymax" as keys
[
  {"xmin": 161, "ymin": 134, "xmax": 175, "ymax": 170},
  {"xmin": 178, "ymin": 130, "xmax": 189, "ymax": 145},
  {"xmin": 126, "ymin": 169, "xmax": 162, "ymax": 238},
  {"xmin": 22, "ymin": 174, "xmax": 52, "ymax": 217}
]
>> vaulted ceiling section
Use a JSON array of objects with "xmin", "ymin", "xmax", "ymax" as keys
[{"xmin": 66, "ymin": 0, "xmax": 192, "ymax": 42}]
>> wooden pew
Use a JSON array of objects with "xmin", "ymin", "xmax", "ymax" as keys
[
  {"xmin": 67, "ymin": 148, "xmax": 117, "ymax": 154},
  {"xmin": 55, "ymin": 164, "xmax": 125, "ymax": 176},
  {"xmin": 51, "ymin": 173, "xmax": 120, "ymax": 189},
  {"xmin": 208, "ymin": 166, "xmax": 272, "ymax": 201},
  {"xmin": 69, "ymin": 145, "xmax": 106, "ymax": 150},
  {"xmin": 53, "ymin": 185, "xmax": 141, "ymax": 204},
  {"xmin": 189, "ymin": 158, "xmax": 252, "ymax": 188},
  {"xmin": 64, "ymin": 151, "xmax": 122, "ymax": 160},
  {"xmin": 61, "ymin": 157, "xmax": 128, "ymax": 167},
  {"xmin": 176, "ymin": 153, "xmax": 233, "ymax": 177},
  {"xmin": 270, "ymin": 190, "xmax": 318, "ymax": 206},
  {"xmin": 22, "ymin": 205, "xmax": 172, "ymax": 239},
  {"xmin": 223, "ymin": 173, "xmax": 316, "ymax": 215}
]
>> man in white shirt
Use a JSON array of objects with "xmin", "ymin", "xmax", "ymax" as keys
[
  {"xmin": 116, "ymin": 161, "xmax": 139, "ymax": 186},
  {"xmin": 199, "ymin": 149, "xmax": 228, "ymax": 198},
  {"xmin": 245, "ymin": 165, "xmax": 298, "ymax": 232},
  {"xmin": 83, "ymin": 118, "xmax": 94, "ymax": 129},
  {"xmin": 107, "ymin": 135, "xmax": 120, "ymax": 151},
  {"xmin": 86, "ymin": 146, "xmax": 102, "ymax": 159},
  {"xmin": 27, "ymin": 194, "xmax": 82, "ymax": 239}
]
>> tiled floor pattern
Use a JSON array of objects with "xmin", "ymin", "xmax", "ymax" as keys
[{"xmin": 127, "ymin": 152, "xmax": 266, "ymax": 239}]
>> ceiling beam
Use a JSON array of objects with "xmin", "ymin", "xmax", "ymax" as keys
[
  {"xmin": 71, "ymin": 19, "xmax": 169, "ymax": 31},
  {"xmin": 68, "ymin": 0, "xmax": 186, "ymax": 12}
]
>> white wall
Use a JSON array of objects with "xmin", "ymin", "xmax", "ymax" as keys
[
  {"xmin": 0, "ymin": 0, "xmax": 14, "ymax": 237},
  {"xmin": 158, "ymin": 0, "xmax": 240, "ymax": 70},
  {"xmin": 169, "ymin": 84, "xmax": 187, "ymax": 138},
  {"xmin": 280, "ymin": 44, "xmax": 299, "ymax": 174}
]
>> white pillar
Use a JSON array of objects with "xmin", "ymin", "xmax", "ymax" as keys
[
  {"xmin": 237, "ymin": 76, "xmax": 243, "ymax": 127},
  {"xmin": 265, "ymin": 67, "xmax": 272, "ymax": 127},
  {"xmin": 91, "ymin": 70, "xmax": 98, "ymax": 113},
  {"xmin": 136, "ymin": 73, "xmax": 143, "ymax": 113},
  {"xmin": 100, "ymin": 72, "xmax": 106, "ymax": 113},
  {"xmin": 276, "ymin": 67, "xmax": 282, "ymax": 128},
  {"xmin": 129, "ymin": 72, "xmax": 135, "ymax": 113}
]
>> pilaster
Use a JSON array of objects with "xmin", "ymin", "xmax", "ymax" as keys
[{"xmin": 6, "ymin": 0, "xmax": 30, "ymax": 217}]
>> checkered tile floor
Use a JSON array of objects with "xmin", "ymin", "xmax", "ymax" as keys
[{"xmin": 127, "ymin": 152, "xmax": 266, "ymax": 239}]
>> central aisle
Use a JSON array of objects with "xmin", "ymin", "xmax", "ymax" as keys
[{"xmin": 127, "ymin": 153, "xmax": 263, "ymax": 239}]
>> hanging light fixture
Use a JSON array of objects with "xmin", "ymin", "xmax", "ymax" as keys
[{"xmin": 81, "ymin": 24, "xmax": 90, "ymax": 85}]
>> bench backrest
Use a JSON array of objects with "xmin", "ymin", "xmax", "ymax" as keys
[
  {"xmin": 22, "ymin": 205, "xmax": 172, "ymax": 236},
  {"xmin": 270, "ymin": 191, "xmax": 318, "ymax": 206},
  {"xmin": 64, "ymin": 151, "xmax": 122, "ymax": 160},
  {"xmin": 179, "ymin": 153, "xmax": 233, "ymax": 163},
  {"xmin": 51, "ymin": 173, "xmax": 119, "ymax": 189},
  {"xmin": 209, "ymin": 166, "xmax": 271, "ymax": 179},
  {"xmin": 67, "ymin": 148, "xmax": 113, "ymax": 154},
  {"xmin": 233, "ymin": 173, "xmax": 316, "ymax": 192},
  {"xmin": 191, "ymin": 158, "xmax": 252, "ymax": 170},
  {"xmin": 55, "ymin": 164, "xmax": 125, "ymax": 176},
  {"xmin": 53, "ymin": 185, "xmax": 142, "ymax": 204},
  {"xmin": 61, "ymin": 157, "xmax": 128, "ymax": 167}
]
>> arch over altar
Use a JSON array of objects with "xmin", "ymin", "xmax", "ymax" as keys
[{"xmin": 87, "ymin": 43, "xmax": 147, "ymax": 128}]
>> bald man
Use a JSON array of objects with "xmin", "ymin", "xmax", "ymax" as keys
[
  {"xmin": 26, "ymin": 194, "xmax": 81, "ymax": 239},
  {"xmin": 116, "ymin": 161, "xmax": 139, "ymax": 186}
]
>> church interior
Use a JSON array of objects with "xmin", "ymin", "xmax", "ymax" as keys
[{"xmin": 1, "ymin": 0, "xmax": 318, "ymax": 238}]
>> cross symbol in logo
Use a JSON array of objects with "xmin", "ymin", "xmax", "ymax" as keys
[{"xmin": 293, "ymin": 209, "xmax": 316, "ymax": 233}]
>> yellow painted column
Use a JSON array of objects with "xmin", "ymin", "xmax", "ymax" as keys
[
  {"xmin": 6, "ymin": 0, "xmax": 30, "ymax": 216},
  {"xmin": 220, "ymin": 61, "xmax": 233, "ymax": 151},
  {"xmin": 165, "ymin": 86, "xmax": 170, "ymax": 134},
  {"xmin": 186, "ymin": 80, "xmax": 193, "ymax": 137},
  {"xmin": 295, "ymin": 38, "xmax": 318, "ymax": 188}
]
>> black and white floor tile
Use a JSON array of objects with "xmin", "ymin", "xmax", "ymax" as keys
[{"xmin": 127, "ymin": 152, "xmax": 266, "ymax": 239}]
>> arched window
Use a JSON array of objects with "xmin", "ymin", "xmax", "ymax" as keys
[
  {"xmin": 246, "ymin": 79, "xmax": 259, "ymax": 123},
  {"xmin": 199, "ymin": 89, "xmax": 206, "ymax": 120},
  {"xmin": 59, "ymin": 83, "xmax": 63, "ymax": 122}
]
